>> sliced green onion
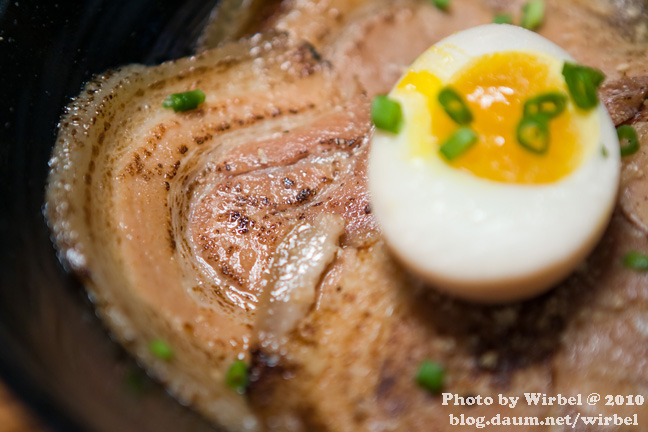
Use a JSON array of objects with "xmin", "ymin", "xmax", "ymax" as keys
[
  {"xmin": 617, "ymin": 125, "xmax": 639, "ymax": 157},
  {"xmin": 149, "ymin": 339, "xmax": 174, "ymax": 361},
  {"xmin": 439, "ymin": 127, "xmax": 478, "ymax": 161},
  {"xmin": 432, "ymin": 0, "xmax": 451, "ymax": 11},
  {"xmin": 521, "ymin": 0, "xmax": 545, "ymax": 31},
  {"xmin": 371, "ymin": 95, "xmax": 403, "ymax": 133},
  {"xmin": 226, "ymin": 359, "xmax": 248, "ymax": 393},
  {"xmin": 438, "ymin": 87, "xmax": 473, "ymax": 125},
  {"xmin": 416, "ymin": 360, "xmax": 445, "ymax": 394},
  {"xmin": 523, "ymin": 92, "xmax": 568, "ymax": 120},
  {"xmin": 162, "ymin": 89, "xmax": 206, "ymax": 112},
  {"xmin": 517, "ymin": 116, "xmax": 550, "ymax": 154},
  {"xmin": 562, "ymin": 62, "xmax": 605, "ymax": 110},
  {"xmin": 623, "ymin": 251, "xmax": 648, "ymax": 271},
  {"xmin": 493, "ymin": 13, "xmax": 513, "ymax": 24}
]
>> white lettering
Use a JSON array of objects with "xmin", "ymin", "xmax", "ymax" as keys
[{"xmin": 525, "ymin": 393, "xmax": 542, "ymax": 405}]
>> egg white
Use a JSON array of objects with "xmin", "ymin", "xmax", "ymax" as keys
[{"xmin": 369, "ymin": 24, "xmax": 620, "ymax": 302}]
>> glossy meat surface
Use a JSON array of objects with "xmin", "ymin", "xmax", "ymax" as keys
[
  {"xmin": 47, "ymin": 1, "xmax": 648, "ymax": 431},
  {"xmin": 47, "ymin": 33, "xmax": 374, "ymax": 431}
]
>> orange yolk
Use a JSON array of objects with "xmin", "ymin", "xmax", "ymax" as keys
[{"xmin": 398, "ymin": 51, "xmax": 583, "ymax": 184}]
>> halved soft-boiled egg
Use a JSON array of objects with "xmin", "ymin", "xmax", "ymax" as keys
[{"xmin": 369, "ymin": 24, "xmax": 620, "ymax": 302}]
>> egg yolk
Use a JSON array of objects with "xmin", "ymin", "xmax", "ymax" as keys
[{"xmin": 398, "ymin": 51, "xmax": 585, "ymax": 184}]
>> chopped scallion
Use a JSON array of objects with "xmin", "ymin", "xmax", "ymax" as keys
[
  {"xmin": 561, "ymin": 62, "xmax": 605, "ymax": 110},
  {"xmin": 438, "ymin": 87, "xmax": 473, "ymax": 125},
  {"xmin": 521, "ymin": 0, "xmax": 545, "ymax": 31},
  {"xmin": 622, "ymin": 251, "xmax": 648, "ymax": 271},
  {"xmin": 432, "ymin": 0, "xmax": 451, "ymax": 11},
  {"xmin": 493, "ymin": 13, "xmax": 513, "ymax": 24},
  {"xmin": 416, "ymin": 360, "xmax": 445, "ymax": 394},
  {"xmin": 371, "ymin": 95, "xmax": 403, "ymax": 134},
  {"xmin": 149, "ymin": 339, "xmax": 173, "ymax": 361},
  {"xmin": 162, "ymin": 89, "xmax": 206, "ymax": 112},
  {"xmin": 226, "ymin": 359, "xmax": 248, "ymax": 393},
  {"xmin": 617, "ymin": 125, "xmax": 639, "ymax": 157},
  {"xmin": 517, "ymin": 116, "xmax": 550, "ymax": 154},
  {"xmin": 439, "ymin": 127, "xmax": 478, "ymax": 161},
  {"xmin": 523, "ymin": 92, "xmax": 568, "ymax": 120}
]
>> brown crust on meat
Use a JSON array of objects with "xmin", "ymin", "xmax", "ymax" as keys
[{"xmin": 47, "ymin": 1, "xmax": 648, "ymax": 431}]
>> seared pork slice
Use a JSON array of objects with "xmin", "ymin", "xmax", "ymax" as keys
[
  {"xmin": 600, "ymin": 77, "xmax": 648, "ymax": 125},
  {"xmin": 245, "ymin": 98, "xmax": 648, "ymax": 432},
  {"xmin": 198, "ymin": 2, "xmax": 648, "ymax": 430},
  {"xmin": 202, "ymin": 0, "xmax": 648, "ymax": 96},
  {"xmin": 46, "ymin": 31, "xmax": 376, "ymax": 432},
  {"xmin": 243, "ymin": 105, "xmax": 648, "ymax": 432},
  {"xmin": 200, "ymin": 0, "xmax": 494, "ymax": 96},
  {"xmin": 47, "ymin": 1, "xmax": 648, "ymax": 431},
  {"xmin": 247, "ymin": 120, "xmax": 648, "ymax": 432}
]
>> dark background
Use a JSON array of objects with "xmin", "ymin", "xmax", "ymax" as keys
[{"xmin": 0, "ymin": 1, "xmax": 222, "ymax": 430}]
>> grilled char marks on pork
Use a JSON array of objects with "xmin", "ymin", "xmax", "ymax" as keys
[
  {"xmin": 47, "ymin": 32, "xmax": 376, "ymax": 432},
  {"xmin": 244, "ymin": 79, "xmax": 648, "ymax": 431},
  {"xmin": 45, "ymin": 0, "xmax": 648, "ymax": 431}
]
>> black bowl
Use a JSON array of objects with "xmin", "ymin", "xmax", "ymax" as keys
[{"xmin": 0, "ymin": 1, "xmax": 224, "ymax": 430}]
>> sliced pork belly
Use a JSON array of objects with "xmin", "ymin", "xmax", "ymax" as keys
[
  {"xmin": 201, "ymin": 0, "xmax": 648, "ymax": 96},
  {"xmin": 198, "ymin": 1, "xmax": 648, "ymax": 430},
  {"xmin": 46, "ymin": 32, "xmax": 377, "ymax": 431},
  {"xmin": 46, "ymin": 1, "xmax": 648, "ymax": 431}
]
